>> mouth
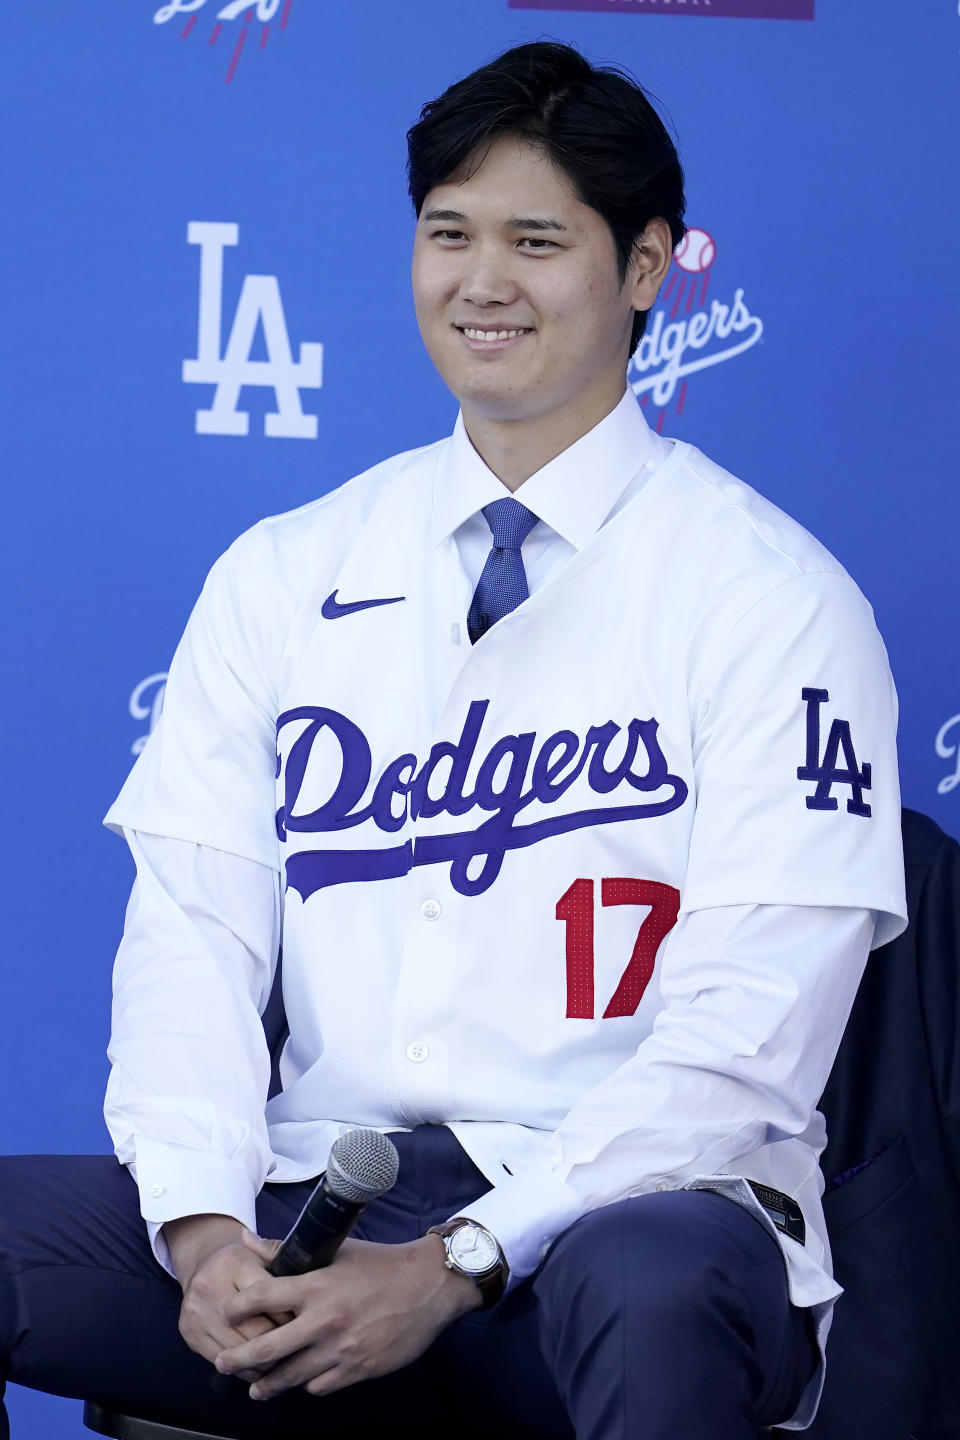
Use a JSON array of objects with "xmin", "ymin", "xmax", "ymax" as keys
[{"xmin": 455, "ymin": 325, "xmax": 534, "ymax": 350}]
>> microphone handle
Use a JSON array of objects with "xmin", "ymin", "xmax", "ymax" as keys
[{"xmin": 268, "ymin": 1177, "xmax": 367, "ymax": 1276}]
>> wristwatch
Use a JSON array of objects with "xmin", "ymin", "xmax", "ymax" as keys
[{"xmin": 427, "ymin": 1217, "xmax": 507, "ymax": 1309}]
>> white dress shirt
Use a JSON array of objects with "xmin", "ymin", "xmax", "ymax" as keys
[{"xmin": 104, "ymin": 391, "xmax": 906, "ymax": 1429}]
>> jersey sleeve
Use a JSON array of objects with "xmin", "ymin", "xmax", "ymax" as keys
[
  {"xmin": 104, "ymin": 831, "xmax": 280, "ymax": 1276},
  {"xmin": 104, "ymin": 524, "xmax": 281, "ymax": 869},
  {"xmin": 681, "ymin": 569, "xmax": 906, "ymax": 945}
]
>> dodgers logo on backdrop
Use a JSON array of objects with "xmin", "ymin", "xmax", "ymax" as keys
[
  {"xmin": 627, "ymin": 226, "xmax": 763, "ymax": 432},
  {"xmin": 129, "ymin": 673, "xmax": 168, "ymax": 756},
  {"xmin": 182, "ymin": 222, "xmax": 323, "ymax": 438},
  {"xmin": 935, "ymin": 712, "xmax": 960, "ymax": 795},
  {"xmin": 153, "ymin": 1, "xmax": 293, "ymax": 84},
  {"xmin": 275, "ymin": 698, "xmax": 689, "ymax": 900}
]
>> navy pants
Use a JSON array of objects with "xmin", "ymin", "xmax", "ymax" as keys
[{"xmin": 0, "ymin": 1127, "xmax": 817, "ymax": 1439}]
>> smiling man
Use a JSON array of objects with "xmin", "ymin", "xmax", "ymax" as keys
[{"xmin": 0, "ymin": 40, "xmax": 906, "ymax": 1440}]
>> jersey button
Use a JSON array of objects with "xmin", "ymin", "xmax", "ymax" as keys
[
  {"xmin": 150, "ymin": 1184, "xmax": 165, "ymax": 1198},
  {"xmin": 420, "ymin": 899, "xmax": 442, "ymax": 921},
  {"xmin": 406, "ymin": 1040, "xmax": 430, "ymax": 1063}
]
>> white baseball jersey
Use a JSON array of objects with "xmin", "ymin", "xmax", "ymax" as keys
[{"xmin": 105, "ymin": 390, "xmax": 906, "ymax": 1427}]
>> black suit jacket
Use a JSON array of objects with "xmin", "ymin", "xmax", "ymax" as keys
[{"xmin": 806, "ymin": 809, "xmax": 960, "ymax": 1440}]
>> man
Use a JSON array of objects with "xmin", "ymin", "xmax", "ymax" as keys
[{"xmin": 1, "ymin": 40, "xmax": 905, "ymax": 1440}]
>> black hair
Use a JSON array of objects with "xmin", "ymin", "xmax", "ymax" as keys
[{"xmin": 406, "ymin": 41, "xmax": 686, "ymax": 351}]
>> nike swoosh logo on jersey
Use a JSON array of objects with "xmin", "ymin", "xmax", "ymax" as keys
[{"xmin": 321, "ymin": 590, "xmax": 406, "ymax": 619}]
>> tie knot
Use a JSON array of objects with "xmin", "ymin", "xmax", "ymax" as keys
[{"xmin": 481, "ymin": 496, "xmax": 539, "ymax": 550}]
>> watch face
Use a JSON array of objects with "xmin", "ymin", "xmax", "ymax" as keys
[{"xmin": 448, "ymin": 1224, "xmax": 499, "ymax": 1275}]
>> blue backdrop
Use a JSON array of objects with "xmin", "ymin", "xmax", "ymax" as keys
[{"xmin": 2, "ymin": 2, "xmax": 958, "ymax": 1434}]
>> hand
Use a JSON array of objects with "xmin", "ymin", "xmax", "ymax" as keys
[
  {"xmin": 163, "ymin": 1214, "xmax": 291, "ymax": 1382},
  {"xmin": 214, "ymin": 1231, "xmax": 482, "ymax": 1400}
]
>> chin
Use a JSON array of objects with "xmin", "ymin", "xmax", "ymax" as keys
[
  {"xmin": 445, "ymin": 362, "xmax": 537, "ymax": 411},
  {"xmin": 455, "ymin": 384, "xmax": 537, "ymax": 421}
]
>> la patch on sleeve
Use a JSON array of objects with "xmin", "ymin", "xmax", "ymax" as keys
[{"xmin": 797, "ymin": 687, "xmax": 872, "ymax": 818}]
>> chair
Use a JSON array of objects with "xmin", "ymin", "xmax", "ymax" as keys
[
  {"xmin": 805, "ymin": 808, "xmax": 960, "ymax": 1438},
  {"xmin": 83, "ymin": 1404, "xmax": 783, "ymax": 1440},
  {"xmin": 83, "ymin": 1404, "xmax": 243, "ymax": 1440},
  {"xmin": 84, "ymin": 809, "xmax": 959, "ymax": 1440}
]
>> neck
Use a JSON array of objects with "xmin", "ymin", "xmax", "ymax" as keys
[{"xmin": 461, "ymin": 381, "xmax": 628, "ymax": 493}]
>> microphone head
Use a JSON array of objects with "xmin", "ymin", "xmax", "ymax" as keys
[{"xmin": 326, "ymin": 1128, "xmax": 400, "ymax": 1202}]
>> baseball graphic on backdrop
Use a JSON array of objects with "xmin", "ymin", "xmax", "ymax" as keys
[{"xmin": 674, "ymin": 228, "xmax": 716, "ymax": 273}]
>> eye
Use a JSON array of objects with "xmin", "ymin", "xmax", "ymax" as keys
[
  {"xmin": 518, "ymin": 237, "xmax": 558, "ymax": 252},
  {"xmin": 431, "ymin": 229, "xmax": 468, "ymax": 244}
]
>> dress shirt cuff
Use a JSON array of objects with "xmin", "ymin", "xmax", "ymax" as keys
[
  {"xmin": 129, "ymin": 1138, "xmax": 260, "ymax": 1277},
  {"xmin": 455, "ymin": 1170, "xmax": 585, "ymax": 1291}
]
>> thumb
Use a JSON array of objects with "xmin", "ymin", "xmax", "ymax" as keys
[{"xmin": 240, "ymin": 1228, "xmax": 282, "ymax": 1264}]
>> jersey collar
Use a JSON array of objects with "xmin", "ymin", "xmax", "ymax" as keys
[{"xmin": 431, "ymin": 388, "xmax": 657, "ymax": 552}]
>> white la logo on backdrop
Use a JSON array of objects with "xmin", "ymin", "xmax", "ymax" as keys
[
  {"xmin": 935, "ymin": 712, "xmax": 960, "ymax": 795},
  {"xmin": 130, "ymin": 673, "xmax": 168, "ymax": 756},
  {"xmin": 182, "ymin": 222, "xmax": 323, "ymax": 438}
]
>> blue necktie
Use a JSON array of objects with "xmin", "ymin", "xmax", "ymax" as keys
[{"xmin": 467, "ymin": 496, "xmax": 540, "ymax": 644}]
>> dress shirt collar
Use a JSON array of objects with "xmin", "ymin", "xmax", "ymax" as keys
[{"xmin": 431, "ymin": 388, "xmax": 656, "ymax": 551}]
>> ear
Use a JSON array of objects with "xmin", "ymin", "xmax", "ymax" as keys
[{"xmin": 626, "ymin": 218, "xmax": 674, "ymax": 314}]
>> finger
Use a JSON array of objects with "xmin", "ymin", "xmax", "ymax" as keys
[
  {"xmin": 240, "ymin": 1229, "xmax": 282, "ymax": 1266},
  {"xmin": 179, "ymin": 1305, "xmax": 243, "ymax": 1365},
  {"xmin": 216, "ymin": 1315, "xmax": 313, "ymax": 1376},
  {"xmin": 234, "ymin": 1309, "xmax": 296, "ymax": 1335},
  {"xmin": 204, "ymin": 1324, "xmax": 273, "ymax": 1382},
  {"xmin": 180, "ymin": 1324, "xmax": 254, "ymax": 1374},
  {"xmin": 241, "ymin": 1232, "xmax": 283, "ymax": 1255},
  {"xmin": 212, "ymin": 1361, "xmax": 265, "ymax": 1385},
  {"xmin": 224, "ymin": 1278, "xmax": 304, "ymax": 1326},
  {"xmin": 226, "ymin": 1314, "xmax": 283, "ymax": 1354},
  {"xmin": 181, "ymin": 1307, "xmax": 277, "ymax": 1370},
  {"xmin": 304, "ymin": 1364, "xmax": 352, "ymax": 1399},
  {"xmin": 218, "ymin": 1311, "xmax": 288, "ymax": 1377},
  {"xmin": 234, "ymin": 1319, "xmax": 279, "ymax": 1359},
  {"xmin": 248, "ymin": 1344, "xmax": 339, "ymax": 1400}
]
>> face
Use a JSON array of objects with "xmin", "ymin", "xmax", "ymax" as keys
[{"xmin": 411, "ymin": 136, "xmax": 656, "ymax": 429}]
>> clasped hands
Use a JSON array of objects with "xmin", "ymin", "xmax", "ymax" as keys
[{"xmin": 166, "ymin": 1215, "xmax": 482, "ymax": 1402}]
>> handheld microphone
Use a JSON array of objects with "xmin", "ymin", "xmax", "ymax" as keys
[{"xmin": 268, "ymin": 1127, "xmax": 400, "ymax": 1276}]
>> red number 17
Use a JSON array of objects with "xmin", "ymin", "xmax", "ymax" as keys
[{"xmin": 556, "ymin": 878, "xmax": 681, "ymax": 1019}]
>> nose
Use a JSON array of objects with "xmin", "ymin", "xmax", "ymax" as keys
[{"xmin": 458, "ymin": 245, "xmax": 517, "ymax": 308}]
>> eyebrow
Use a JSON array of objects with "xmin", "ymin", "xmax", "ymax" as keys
[{"xmin": 422, "ymin": 207, "xmax": 568, "ymax": 232}]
